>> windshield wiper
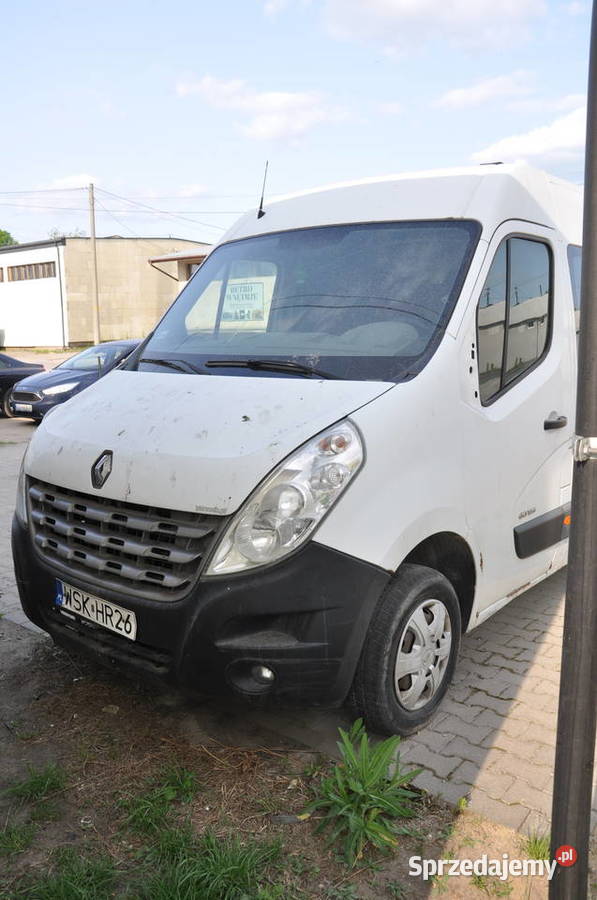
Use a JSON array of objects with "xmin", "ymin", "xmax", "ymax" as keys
[
  {"xmin": 204, "ymin": 358, "xmax": 339, "ymax": 379},
  {"xmin": 138, "ymin": 357, "xmax": 206, "ymax": 375}
]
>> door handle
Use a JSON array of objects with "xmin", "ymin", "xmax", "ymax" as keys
[{"xmin": 544, "ymin": 413, "xmax": 568, "ymax": 430}]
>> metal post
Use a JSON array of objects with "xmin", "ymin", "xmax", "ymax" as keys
[
  {"xmin": 88, "ymin": 183, "xmax": 100, "ymax": 344},
  {"xmin": 549, "ymin": 3, "xmax": 597, "ymax": 896}
]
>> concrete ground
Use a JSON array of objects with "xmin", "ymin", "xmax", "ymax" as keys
[
  {"xmin": 7, "ymin": 347, "xmax": 76, "ymax": 371},
  {"xmin": 1, "ymin": 405, "xmax": 595, "ymax": 839}
]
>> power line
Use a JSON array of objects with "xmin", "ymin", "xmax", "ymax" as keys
[
  {"xmin": 96, "ymin": 187, "xmax": 226, "ymax": 231},
  {"xmin": 94, "ymin": 197, "xmax": 180, "ymax": 254},
  {"xmin": 0, "ymin": 188, "xmax": 253, "ymax": 199},
  {"xmin": 128, "ymin": 194, "xmax": 255, "ymax": 200},
  {"xmin": 0, "ymin": 201, "xmax": 243, "ymax": 213},
  {"xmin": 0, "ymin": 202, "xmax": 90, "ymax": 211},
  {"xmin": 0, "ymin": 187, "xmax": 86, "ymax": 195}
]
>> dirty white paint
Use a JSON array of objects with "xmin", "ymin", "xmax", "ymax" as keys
[
  {"xmin": 24, "ymin": 370, "xmax": 391, "ymax": 514},
  {"xmin": 22, "ymin": 163, "xmax": 582, "ymax": 632}
]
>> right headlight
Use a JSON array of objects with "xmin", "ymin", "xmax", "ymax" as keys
[{"xmin": 206, "ymin": 419, "xmax": 364, "ymax": 575}]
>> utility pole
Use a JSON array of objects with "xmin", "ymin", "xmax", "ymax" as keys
[
  {"xmin": 549, "ymin": 2, "xmax": 597, "ymax": 896},
  {"xmin": 88, "ymin": 183, "xmax": 100, "ymax": 344}
]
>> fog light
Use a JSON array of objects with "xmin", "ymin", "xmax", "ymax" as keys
[{"xmin": 252, "ymin": 664, "xmax": 275, "ymax": 685}]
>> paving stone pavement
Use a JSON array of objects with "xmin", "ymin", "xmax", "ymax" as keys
[{"xmin": 1, "ymin": 418, "xmax": 596, "ymax": 837}]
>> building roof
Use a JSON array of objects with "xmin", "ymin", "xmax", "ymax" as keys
[
  {"xmin": 0, "ymin": 238, "xmax": 65, "ymax": 253},
  {"xmin": 0, "ymin": 236, "xmax": 209, "ymax": 255},
  {"xmin": 148, "ymin": 246, "xmax": 211, "ymax": 264}
]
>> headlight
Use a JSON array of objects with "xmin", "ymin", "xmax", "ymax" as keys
[
  {"xmin": 42, "ymin": 381, "xmax": 80, "ymax": 397},
  {"xmin": 206, "ymin": 420, "xmax": 363, "ymax": 575},
  {"xmin": 15, "ymin": 458, "xmax": 28, "ymax": 525}
]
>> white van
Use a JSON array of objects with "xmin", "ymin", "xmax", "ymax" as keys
[{"xmin": 12, "ymin": 163, "xmax": 582, "ymax": 735}]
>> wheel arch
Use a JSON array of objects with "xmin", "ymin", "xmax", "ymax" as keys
[{"xmin": 402, "ymin": 531, "xmax": 476, "ymax": 632}]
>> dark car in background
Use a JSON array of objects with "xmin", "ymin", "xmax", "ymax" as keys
[
  {"xmin": 0, "ymin": 354, "xmax": 45, "ymax": 417},
  {"xmin": 9, "ymin": 340, "xmax": 139, "ymax": 422}
]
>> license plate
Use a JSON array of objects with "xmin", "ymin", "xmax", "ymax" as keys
[
  {"xmin": 14, "ymin": 403, "xmax": 33, "ymax": 412},
  {"xmin": 55, "ymin": 579, "xmax": 137, "ymax": 640}
]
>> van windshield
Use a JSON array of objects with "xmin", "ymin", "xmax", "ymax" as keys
[{"xmin": 139, "ymin": 220, "xmax": 480, "ymax": 382}]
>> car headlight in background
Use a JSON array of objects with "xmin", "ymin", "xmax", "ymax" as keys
[
  {"xmin": 15, "ymin": 458, "xmax": 28, "ymax": 525},
  {"xmin": 41, "ymin": 381, "xmax": 80, "ymax": 397},
  {"xmin": 206, "ymin": 420, "xmax": 364, "ymax": 575}
]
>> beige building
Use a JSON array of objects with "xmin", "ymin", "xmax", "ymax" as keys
[{"xmin": 0, "ymin": 236, "xmax": 211, "ymax": 347}]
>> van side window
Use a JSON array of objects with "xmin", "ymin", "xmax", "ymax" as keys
[
  {"xmin": 477, "ymin": 243, "xmax": 507, "ymax": 402},
  {"xmin": 567, "ymin": 244, "xmax": 582, "ymax": 333},
  {"xmin": 504, "ymin": 239, "xmax": 550, "ymax": 386},
  {"xmin": 477, "ymin": 237, "xmax": 551, "ymax": 404}
]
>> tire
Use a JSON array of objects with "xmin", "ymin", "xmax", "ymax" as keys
[
  {"xmin": 2, "ymin": 392, "xmax": 13, "ymax": 418},
  {"xmin": 349, "ymin": 563, "xmax": 461, "ymax": 736}
]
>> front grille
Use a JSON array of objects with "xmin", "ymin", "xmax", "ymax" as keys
[
  {"xmin": 28, "ymin": 478, "xmax": 223, "ymax": 601},
  {"xmin": 12, "ymin": 390, "xmax": 41, "ymax": 402}
]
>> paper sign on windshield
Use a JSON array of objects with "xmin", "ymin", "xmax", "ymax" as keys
[{"xmin": 222, "ymin": 282, "xmax": 265, "ymax": 322}]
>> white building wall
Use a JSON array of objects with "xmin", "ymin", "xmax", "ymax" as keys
[{"xmin": 0, "ymin": 243, "xmax": 67, "ymax": 347}]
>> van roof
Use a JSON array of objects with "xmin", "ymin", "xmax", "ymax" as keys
[{"xmin": 223, "ymin": 162, "xmax": 583, "ymax": 247}]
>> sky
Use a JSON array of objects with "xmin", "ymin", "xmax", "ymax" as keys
[{"xmin": 0, "ymin": 0, "xmax": 592, "ymax": 246}]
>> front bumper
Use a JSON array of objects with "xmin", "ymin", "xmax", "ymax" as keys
[
  {"xmin": 10, "ymin": 396, "xmax": 69, "ymax": 420},
  {"xmin": 12, "ymin": 515, "xmax": 390, "ymax": 707}
]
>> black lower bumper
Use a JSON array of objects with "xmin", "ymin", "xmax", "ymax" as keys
[{"xmin": 11, "ymin": 516, "xmax": 390, "ymax": 707}]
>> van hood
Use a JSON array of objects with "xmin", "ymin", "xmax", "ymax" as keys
[{"xmin": 25, "ymin": 370, "xmax": 392, "ymax": 515}]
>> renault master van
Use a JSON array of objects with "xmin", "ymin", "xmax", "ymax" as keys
[{"xmin": 11, "ymin": 163, "xmax": 582, "ymax": 735}]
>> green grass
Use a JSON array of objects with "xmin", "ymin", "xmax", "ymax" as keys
[
  {"xmin": 5, "ymin": 720, "xmax": 39, "ymax": 741},
  {"xmin": 29, "ymin": 800, "xmax": 62, "ymax": 823},
  {"xmin": 143, "ymin": 821, "xmax": 197, "ymax": 866},
  {"xmin": 324, "ymin": 885, "xmax": 360, "ymax": 899},
  {"xmin": 5, "ymin": 763, "xmax": 67, "ymax": 803},
  {"xmin": 121, "ymin": 785, "xmax": 173, "ymax": 834},
  {"xmin": 522, "ymin": 829, "xmax": 551, "ymax": 860},
  {"xmin": 160, "ymin": 764, "xmax": 200, "ymax": 802},
  {"xmin": 304, "ymin": 719, "xmax": 421, "ymax": 866},
  {"xmin": 471, "ymin": 873, "xmax": 513, "ymax": 896},
  {"xmin": 120, "ymin": 765, "xmax": 200, "ymax": 835},
  {"xmin": 0, "ymin": 822, "xmax": 36, "ymax": 857},
  {"xmin": 387, "ymin": 879, "xmax": 407, "ymax": 898},
  {"xmin": 136, "ymin": 830, "xmax": 282, "ymax": 900},
  {"xmin": 431, "ymin": 874, "xmax": 450, "ymax": 893},
  {"xmin": 19, "ymin": 847, "xmax": 116, "ymax": 899},
  {"xmin": 27, "ymin": 347, "xmax": 80, "ymax": 354}
]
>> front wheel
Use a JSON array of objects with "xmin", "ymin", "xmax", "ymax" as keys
[{"xmin": 349, "ymin": 563, "xmax": 461, "ymax": 736}]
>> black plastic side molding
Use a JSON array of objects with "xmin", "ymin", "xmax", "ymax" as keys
[{"xmin": 513, "ymin": 503, "xmax": 571, "ymax": 559}]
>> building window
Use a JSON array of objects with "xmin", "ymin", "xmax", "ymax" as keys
[
  {"xmin": 7, "ymin": 261, "xmax": 56, "ymax": 282},
  {"xmin": 477, "ymin": 237, "xmax": 551, "ymax": 404},
  {"xmin": 0, "ymin": 268, "xmax": 3, "ymax": 282}
]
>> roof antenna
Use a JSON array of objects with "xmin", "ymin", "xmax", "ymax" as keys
[{"xmin": 257, "ymin": 160, "xmax": 269, "ymax": 219}]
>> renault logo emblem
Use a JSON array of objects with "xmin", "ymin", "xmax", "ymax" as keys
[{"xmin": 91, "ymin": 450, "xmax": 113, "ymax": 488}]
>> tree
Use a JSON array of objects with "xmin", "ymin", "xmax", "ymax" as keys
[
  {"xmin": 48, "ymin": 227, "xmax": 86, "ymax": 240},
  {"xmin": 0, "ymin": 229, "xmax": 17, "ymax": 247}
]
